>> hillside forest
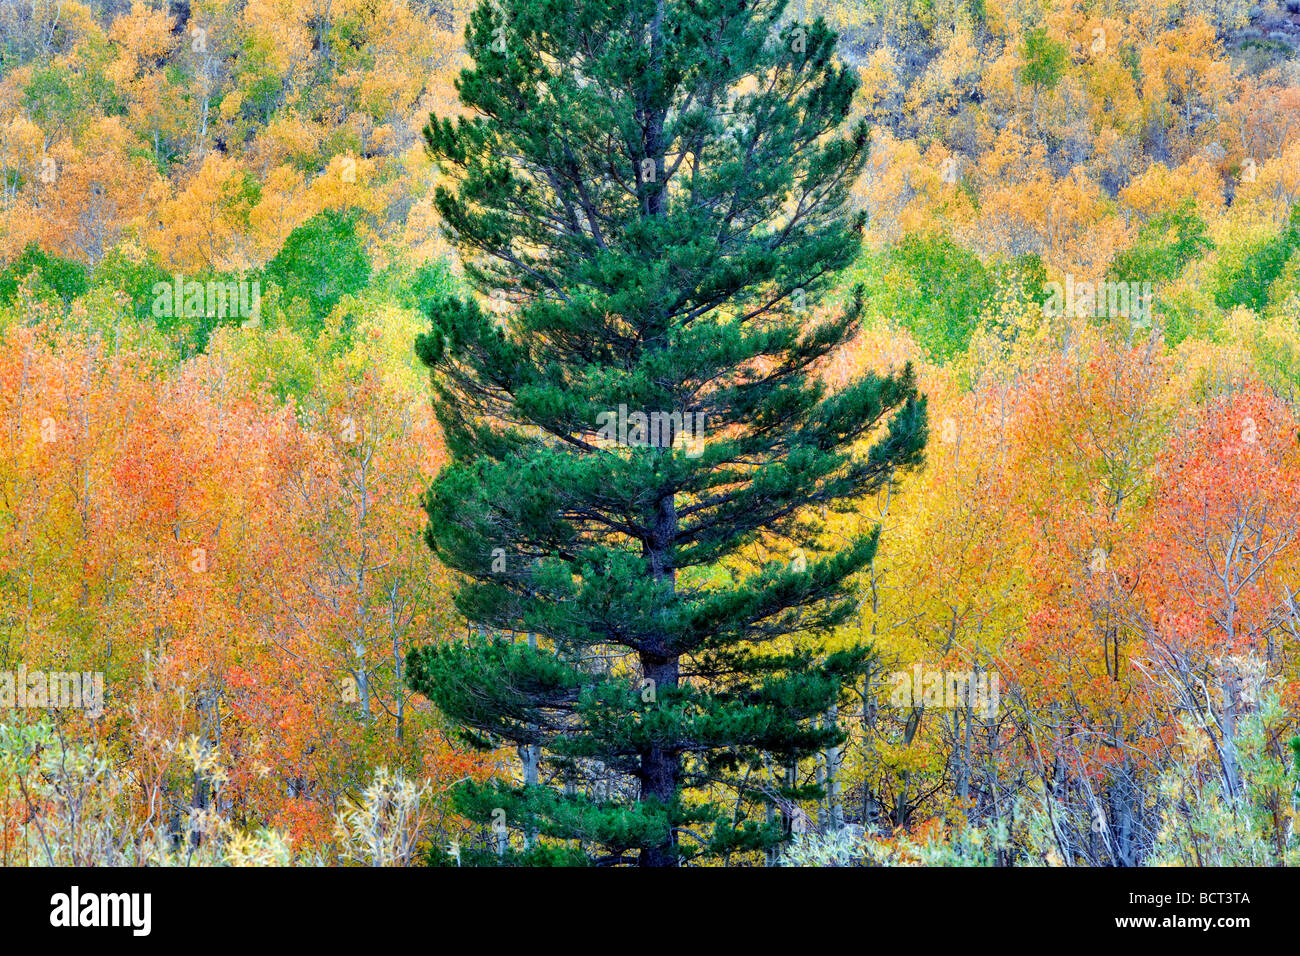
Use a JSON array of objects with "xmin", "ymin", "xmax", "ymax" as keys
[{"xmin": 4, "ymin": 0, "xmax": 1300, "ymax": 867}]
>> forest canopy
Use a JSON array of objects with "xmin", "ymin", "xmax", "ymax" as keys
[{"xmin": 1, "ymin": 0, "xmax": 1300, "ymax": 868}]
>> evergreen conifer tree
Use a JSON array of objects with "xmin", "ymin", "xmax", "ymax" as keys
[{"xmin": 407, "ymin": 0, "xmax": 928, "ymax": 866}]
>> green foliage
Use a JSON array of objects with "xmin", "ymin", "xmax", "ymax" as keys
[
  {"xmin": 22, "ymin": 47, "xmax": 124, "ymax": 132},
  {"xmin": 1158, "ymin": 284, "xmax": 1219, "ymax": 348},
  {"xmin": 90, "ymin": 247, "xmax": 171, "ymax": 320},
  {"xmin": 23, "ymin": 64, "xmax": 78, "ymax": 124},
  {"xmin": 1264, "ymin": 248, "xmax": 1300, "ymax": 319},
  {"xmin": 236, "ymin": 35, "xmax": 286, "ymax": 128},
  {"xmin": 1020, "ymin": 27, "xmax": 1068, "ymax": 92},
  {"xmin": 146, "ymin": 270, "xmax": 258, "ymax": 357},
  {"xmin": 992, "ymin": 252, "xmax": 1048, "ymax": 307},
  {"xmin": 1212, "ymin": 205, "xmax": 1300, "ymax": 313},
  {"xmin": 401, "ymin": 260, "xmax": 459, "ymax": 316},
  {"xmin": 1109, "ymin": 201, "xmax": 1214, "ymax": 285},
  {"xmin": 864, "ymin": 232, "xmax": 994, "ymax": 360},
  {"xmin": 1291, "ymin": 736, "xmax": 1300, "ymax": 797},
  {"xmin": 0, "ymin": 243, "xmax": 89, "ymax": 306},
  {"xmin": 264, "ymin": 208, "xmax": 372, "ymax": 333}
]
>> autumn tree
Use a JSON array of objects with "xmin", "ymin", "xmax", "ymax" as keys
[
  {"xmin": 1126, "ymin": 389, "xmax": 1300, "ymax": 806},
  {"xmin": 405, "ymin": 0, "xmax": 927, "ymax": 866},
  {"xmin": 1019, "ymin": 27, "xmax": 1066, "ymax": 132}
]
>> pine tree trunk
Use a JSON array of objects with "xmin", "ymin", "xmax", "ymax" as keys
[
  {"xmin": 634, "ymin": 0, "xmax": 681, "ymax": 867},
  {"xmin": 639, "ymin": 481, "xmax": 680, "ymax": 864},
  {"xmin": 638, "ymin": 648, "xmax": 680, "ymax": 866}
]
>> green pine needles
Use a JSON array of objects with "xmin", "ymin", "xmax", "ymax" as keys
[{"xmin": 406, "ymin": 0, "xmax": 928, "ymax": 866}]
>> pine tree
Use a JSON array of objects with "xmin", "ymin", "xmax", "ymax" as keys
[{"xmin": 406, "ymin": 0, "xmax": 928, "ymax": 866}]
